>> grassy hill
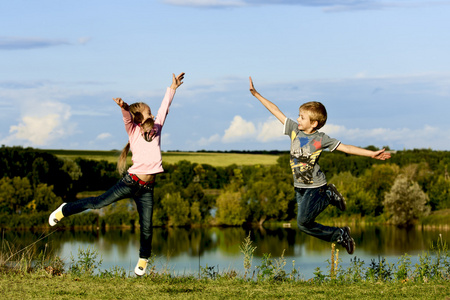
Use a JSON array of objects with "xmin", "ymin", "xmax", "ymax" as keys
[{"xmin": 45, "ymin": 149, "xmax": 282, "ymax": 167}]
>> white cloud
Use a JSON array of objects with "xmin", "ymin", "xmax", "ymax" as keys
[
  {"xmin": 198, "ymin": 117, "xmax": 450, "ymax": 151},
  {"xmin": 256, "ymin": 117, "xmax": 284, "ymax": 142},
  {"xmin": 321, "ymin": 124, "xmax": 347, "ymax": 136},
  {"xmin": 196, "ymin": 116, "xmax": 283, "ymax": 146},
  {"xmin": 198, "ymin": 134, "xmax": 221, "ymax": 147},
  {"xmin": 0, "ymin": 36, "xmax": 70, "ymax": 50},
  {"xmin": 96, "ymin": 133, "xmax": 112, "ymax": 140},
  {"xmin": 322, "ymin": 123, "xmax": 450, "ymax": 150},
  {"xmin": 4, "ymin": 101, "xmax": 73, "ymax": 146},
  {"xmin": 78, "ymin": 37, "xmax": 91, "ymax": 45},
  {"xmin": 222, "ymin": 115, "xmax": 256, "ymax": 143}
]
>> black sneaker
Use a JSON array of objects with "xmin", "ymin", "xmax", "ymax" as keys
[
  {"xmin": 327, "ymin": 184, "xmax": 346, "ymax": 211},
  {"xmin": 337, "ymin": 226, "xmax": 355, "ymax": 254}
]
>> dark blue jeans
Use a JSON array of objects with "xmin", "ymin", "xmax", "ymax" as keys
[
  {"xmin": 295, "ymin": 185, "xmax": 341, "ymax": 243},
  {"xmin": 62, "ymin": 173, "xmax": 154, "ymax": 259}
]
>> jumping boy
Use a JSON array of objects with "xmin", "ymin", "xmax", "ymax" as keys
[{"xmin": 249, "ymin": 77, "xmax": 391, "ymax": 254}]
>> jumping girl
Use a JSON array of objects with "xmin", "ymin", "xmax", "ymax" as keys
[{"xmin": 49, "ymin": 72, "xmax": 185, "ymax": 276}]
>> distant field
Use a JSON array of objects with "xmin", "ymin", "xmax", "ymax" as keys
[
  {"xmin": 46, "ymin": 150, "xmax": 281, "ymax": 167},
  {"xmin": 162, "ymin": 152, "xmax": 280, "ymax": 166}
]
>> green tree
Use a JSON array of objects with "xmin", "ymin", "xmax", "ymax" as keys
[
  {"xmin": 215, "ymin": 168, "xmax": 249, "ymax": 226},
  {"xmin": 215, "ymin": 190, "xmax": 248, "ymax": 226},
  {"xmin": 428, "ymin": 175, "xmax": 450, "ymax": 210},
  {"xmin": 171, "ymin": 160, "xmax": 196, "ymax": 188},
  {"xmin": 182, "ymin": 182, "xmax": 211, "ymax": 222},
  {"xmin": 245, "ymin": 179, "xmax": 292, "ymax": 225},
  {"xmin": 360, "ymin": 164, "xmax": 399, "ymax": 216},
  {"xmin": 0, "ymin": 177, "xmax": 15, "ymax": 213},
  {"xmin": 31, "ymin": 157, "xmax": 49, "ymax": 187},
  {"xmin": 383, "ymin": 175, "xmax": 430, "ymax": 227},
  {"xmin": 161, "ymin": 192, "xmax": 190, "ymax": 226},
  {"xmin": 190, "ymin": 201, "xmax": 202, "ymax": 224},
  {"xmin": 60, "ymin": 158, "xmax": 82, "ymax": 181},
  {"xmin": 328, "ymin": 171, "xmax": 376, "ymax": 217},
  {"xmin": 30, "ymin": 183, "xmax": 62, "ymax": 212},
  {"xmin": 0, "ymin": 177, "xmax": 33, "ymax": 214}
]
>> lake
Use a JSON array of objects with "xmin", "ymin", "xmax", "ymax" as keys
[{"xmin": 3, "ymin": 225, "xmax": 449, "ymax": 279}]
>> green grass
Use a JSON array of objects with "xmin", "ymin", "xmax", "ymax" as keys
[
  {"xmin": 1, "ymin": 274, "xmax": 448, "ymax": 300},
  {"xmin": 45, "ymin": 149, "xmax": 122, "ymax": 164},
  {"xmin": 162, "ymin": 152, "xmax": 280, "ymax": 167},
  {"xmin": 45, "ymin": 149, "xmax": 281, "ymax": 167}
]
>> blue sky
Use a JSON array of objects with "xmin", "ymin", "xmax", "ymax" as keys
[{"xmin": 1, "ymin": 0, "xmax": 449, "ymax": 152}]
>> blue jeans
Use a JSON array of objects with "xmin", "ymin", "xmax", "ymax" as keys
[
  {"xmin": 296, "ymin": 185, "xmax": 341, "ymax": 242},
  {"xmin": 62, "ymin": 173, "xmax": 155, "ymax": 259}
]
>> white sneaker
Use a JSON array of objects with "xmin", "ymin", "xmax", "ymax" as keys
[
  {"xmin": 48, "ymin": 203, "xmax": 66, "ymax": 226},
  {"xmin": 134, "ymin": 258, "xmax": 148, "ymax": 276}
]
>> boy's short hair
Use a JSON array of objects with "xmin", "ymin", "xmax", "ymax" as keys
[{"xmin": 300, "ymin": 101, "xmax": 327, "ymax": 130}]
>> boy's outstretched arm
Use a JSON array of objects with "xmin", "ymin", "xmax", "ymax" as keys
[
  {"xmin": 336, "ymin": 144, "xmax": 391, "ymax": 160},
  {"xmin": 249, "ymin": 77, "xmax": 286, "ymax": 124}
]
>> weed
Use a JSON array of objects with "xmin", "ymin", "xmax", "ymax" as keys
[
  {"xmin": 239, "ymin": 232, "xmax": 257, "ymax": 279},
  {"xmin": 100, "ymin": 266, "xmax": 127, "ymax": 279},
  {"xmin": 256, "ymin": 253, "xmax": 273, "ymax": 281},
  {"xmin": 328, "ymin": 243, "xmax": 340, "ymax": 280},
  {"xmin": 200, "ymin": 264, "xmax": 219, "ymax": 279},
  {"xmin": 430, "ymin": 233, "xmax": 450, "ymax": 279},
  {"xmin": 289, "ymin": 260, "xmax": 299, "ymax": 280},
  {"xmin": 272, "ymin": 249, "xmax": 287, "ymax": 281},
  {"xmin": 342, "ymin": 256, "xmax": 365, "ymax": 283},
  {"xmin": 36, "ymin": 252, "xmax": 65, "ymax": 276},
  {"xmin": 394, "ymin": 254, "xmax": 411, "ymax": 282},
  {"xmin": 313, "ymin": 267, "xmax": 326, "ymax": 283},
  {"xmin": 413, "ymin": 235, "xmax": 449, "ymax": 282},
  {"xmin": 366, "ymin": 256, "xmax": 393, "ymax": 282},
  {"xmin": 69, "ymin": 246, "xmax": 103, "ymax": 277},
  {"xmin": 256, "ymin": 250, "xmax": 287, "ymax": 282}
]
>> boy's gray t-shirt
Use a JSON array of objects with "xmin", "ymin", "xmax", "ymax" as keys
[{"xmin": 284, "ymin": 118, "xmax": 341, "ymax": 188}]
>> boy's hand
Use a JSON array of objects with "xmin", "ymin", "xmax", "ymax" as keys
[
  {"xmin": 249, "ymin": 76, "xmax": 258, "ymax": 96},
  {"xmin": 113, "ymin": 97, "xmax": 129, "ymax": 110},
  {"xmin": 372, "ymin": 148, "xmax": 391, "ymax": 160},
  {"xmin": 170, "ymin": 72, "xmax": 185, "ymax": 90}
]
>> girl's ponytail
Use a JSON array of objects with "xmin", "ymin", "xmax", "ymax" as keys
[{"xmin": 117, "ymin": 142, "xmax": 130, "ymax": 175}]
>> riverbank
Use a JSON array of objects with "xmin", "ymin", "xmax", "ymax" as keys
[
  {"xmin": 1, "ymin": 207, "xmax": 449, "ymax": 231},
  {"xmin": 1, "ymin": 228, "xmax": 449, "ymax": 299},
  {"xmin": 264, "ymin": 208, "xmax": 450, "ymax": 230}
]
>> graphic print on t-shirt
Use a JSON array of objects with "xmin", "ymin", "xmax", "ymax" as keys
[{"xmin": 289, "ymin": 131, "xmax": 323, "ymax": 184}]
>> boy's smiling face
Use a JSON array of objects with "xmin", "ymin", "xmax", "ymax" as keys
[{"xmin": 297, "ymin": 109, "xmax": 318, "ymax": 134}]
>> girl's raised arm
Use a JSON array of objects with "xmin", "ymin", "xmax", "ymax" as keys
[
  {"xmin": 113, "ymin": 97, "xmax": 129, "ymax": 111},
  {"xmin": 170, "ymin": 72, "xmax": 185, "ymax": 90}
]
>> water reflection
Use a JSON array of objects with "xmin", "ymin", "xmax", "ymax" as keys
[{"xmin": 2, "ymin": 226, "xmax": 448, "ymax": 279}]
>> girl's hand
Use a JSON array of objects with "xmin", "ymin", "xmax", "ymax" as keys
[
  {"xmin": 170, "ymin": 72, "xmax": 185, "ymax": 90},
  {"xmin": 113, "ymin": 98, "xmax": 129, "ymax": 110}
]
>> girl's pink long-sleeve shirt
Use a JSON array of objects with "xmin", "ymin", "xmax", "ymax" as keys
[{"xmin": 122, "ymin": 87, "xmax": 175, "ymax": 175}]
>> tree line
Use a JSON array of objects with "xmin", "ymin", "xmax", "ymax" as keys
[{"xmin": 0, "ymin": 145, "xmax": 449, "ymax": 229}]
